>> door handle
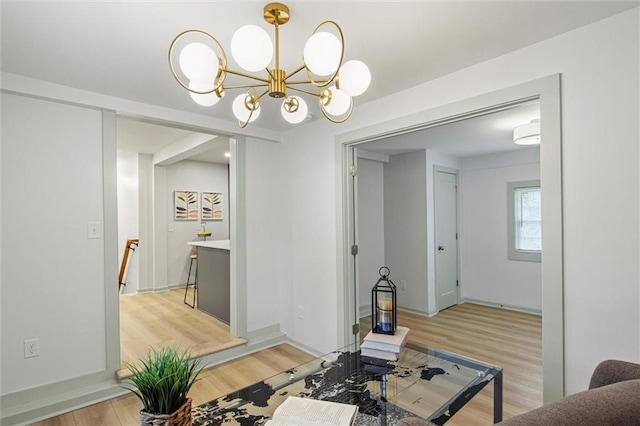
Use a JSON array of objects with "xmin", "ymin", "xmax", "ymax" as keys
[{"xmin": 438, "ymin": 245, "xmax": 445, "ymax": 251}]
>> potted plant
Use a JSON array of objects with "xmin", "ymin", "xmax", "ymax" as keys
[{"xmin": 124, "ymin": 347, "xmax": 204, "ymax": 426}]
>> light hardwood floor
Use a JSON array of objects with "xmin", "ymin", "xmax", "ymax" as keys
[
  {"xmin": 119, "ymin": 289, "xmax": 246, "ymax": 377},
  {"xmin": 365, "ymin": 303, "xmax": 543, "ymax": 425},
  {"xmin": 33, "ymin": 303, "xmax": 541, "ymax": 425},
  {"xmin": 31, "ymin": 344, "xmax": 315, "ymax": 426}
]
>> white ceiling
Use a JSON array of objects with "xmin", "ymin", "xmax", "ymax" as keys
[
  {"xmin": 117, "ymin": 117, "xmax": 230, "ymax": 164},
  {"xmin": 2, "ymin": 1, "xmax": 636, "ymax": 134},
  {"xmin": 0, "ymin": 6, "xmax": 624, "ymax": 381},
  {"xmin": 360, "ymin": 102, "xmax": 541, "ymax": 158}
]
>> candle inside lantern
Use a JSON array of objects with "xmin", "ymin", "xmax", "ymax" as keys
[{"xmin": 377, "ymin": 298, "xmax": 393, "ymax": 333}]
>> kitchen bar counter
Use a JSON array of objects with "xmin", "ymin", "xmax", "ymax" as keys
[
  {"xmin": 187, "ymin": 239, "xmax": 230, "ymax": 250},
  {"xmin": 187, "ymin": 239, "xmax": 230, "ymax": 323}
]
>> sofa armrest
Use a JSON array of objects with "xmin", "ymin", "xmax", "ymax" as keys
[
  {"xmin": 497, "ymin": 379, "xmax": 640, "ymax": 426},
  {"xmin": 589, "ymin": 359, "xmax": 640, "ymax": 389}
]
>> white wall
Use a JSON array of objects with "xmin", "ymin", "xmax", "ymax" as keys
[
  {"xmin": 356, "ymin": 158, "xmax": 386, "ymax": 315},
  {"xmin": 356, "ymin": 144, "xmax": 538, "ymax": 315},
  {"xmin": 283, "ymin": 9, "xmax": 639, "ymax": 393},
  {"xmin": 165, "ymin": 160, "xmax": 229, "ymax": 288},
  {"xmin": 138, "ymin": 154, "xmax": 154, "ymax": 292},
  {"xmin": 153, "ymin": 164, "xmax": 168, "ymax": 292},
  {"xmin": 116, "ymin": 152, "xmax": 140, "ymax": 294},
  {"xmin": 0, "ymin": 6, "xmax": 637, "ymax": 415},
  {"xmin": 244, "ymin": 137, "xmax": 291, "ymax": 333},
  {"xmin": 383, "ymin": 152, "xmax": 429, "ymax": 313},
  {"xmin": 459, "ymin": 148, "xmax": 541, "ymax": 311},
  {"xmin": 1, "ymin": 94, "xmax": 106, "ymax": 393},
  {"xmin": 0, "ymin": 63, "xmax": 282, "ymax": 425},
  {"xmin": 286, "ymin": 129, "xmax": 340, "ymax": 351}
]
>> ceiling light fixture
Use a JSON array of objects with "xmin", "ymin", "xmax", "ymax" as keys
[
  {"xmin": 513, "ymin": 119, "xmax": 541, "ymax": 145},
  {"xmin": 169, "ymin": 2, "xmax": 370, "ymax": 128}
]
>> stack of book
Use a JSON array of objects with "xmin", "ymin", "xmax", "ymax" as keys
[{"xmin": 361, "ymin": 326, "xmax": 410, "ymax": 361}]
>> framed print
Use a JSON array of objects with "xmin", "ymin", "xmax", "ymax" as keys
[
  {"xmin": 174, "ymin": 191, "xmax": 198, "ymax": 220},
  {"xmin": 202, "ymin": 192, "xmax": 223, "ymax": 221}
]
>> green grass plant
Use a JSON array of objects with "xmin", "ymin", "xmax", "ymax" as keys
[{"xmin": 124, "ymin": 347, "xmax": 203, "ymax": 415}]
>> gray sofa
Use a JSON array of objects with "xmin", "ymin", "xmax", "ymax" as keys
[{"xmin": 397, "ymin": 359, "xmax": 640, "ymax": 426}]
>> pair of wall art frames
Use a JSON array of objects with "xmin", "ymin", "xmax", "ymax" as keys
[{"xmin": 174, "ymin": 191, "xmax": 223, "ymax": 221}]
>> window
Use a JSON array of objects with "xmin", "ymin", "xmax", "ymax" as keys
[{"xmin": 508, "ymin": 180, "xmax": 541, "ymax": 262}]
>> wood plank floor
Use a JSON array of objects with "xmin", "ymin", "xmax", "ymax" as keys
[
  {"xmin": 118, "ymin": 289, "xmax": 246, "ymax": 377},
  {"xmin": 33, "ymin": 303, "xmax": 541, "ymax": 425},
  {"xmin": 363, "ymin": 304, "xmax": 543, "ymax": 425},
  {"xmin": 31, "ymin": 345, "xmax": 315, "ymax": 426}
]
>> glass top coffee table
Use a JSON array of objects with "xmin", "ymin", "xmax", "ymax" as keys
[{"xmin": 192, "ymin": 342, "xmax": 503, "ymax": 425}]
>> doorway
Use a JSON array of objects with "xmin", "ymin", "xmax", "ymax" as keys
[
  {"xmin": 114, "ymin": 117, "xmax": 245, "ymax": 370},
  {"xmin": 339, "ymin": 75, "xmax": 563, "ymax": 403}
]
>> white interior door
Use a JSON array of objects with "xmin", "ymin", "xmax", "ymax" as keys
[{"xmin": 434, "ymin": 167, "xmax": 459, "ymax": 311}]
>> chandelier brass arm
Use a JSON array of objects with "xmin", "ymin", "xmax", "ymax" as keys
[
  {"xmin": 285, "ymin": 80, "xmax": 330, "ymax": 86},
  {"xmin": 168, "ymin": 2, "xmax": 370, "ymax": 127},
  {"xmin": 223, "ymin": 68, "xmax": 271, "ymax": 84},
  {"xmin": 224, "ymin": 83, "xmax": 269, "ymax": 90},
  {"xmin": 255, "ymin": 89, "xmax": 270, "ymax": 101},
  {"xmin": 284, "ymin": 64, "xmax": 306, "ymax": 81},
  {"xmin": 287, "ymin": 85, "xmax": 323, "ymax": 97}
]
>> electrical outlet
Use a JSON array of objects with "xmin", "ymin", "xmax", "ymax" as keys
[
  {"xmin": 168, "ymin": 223, "xmax": 174, "ymax": 232},
  {"xmin": 24, "ymin": 339, "xmax": 40, "ymax": 358},
  {"xmin": 297, "ymin": 306, "xmax": 304, "ymax": 319},
  {"xmin": 399, "ymin": 280, "xmax": 407, "ymax": 290}
]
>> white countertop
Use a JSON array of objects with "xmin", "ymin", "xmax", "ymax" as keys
[{"xmin": 187, "ymin": 239, "xmax": 230, "ymax": 251}]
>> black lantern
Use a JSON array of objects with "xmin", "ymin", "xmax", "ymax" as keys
[{"xmin": 371, "ymin": 266, "xmax": 397, "ymax": 335}]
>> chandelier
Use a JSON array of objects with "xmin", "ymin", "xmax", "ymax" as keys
[{"xmin": 169, "ymin": 2, "xmax": 371, "ymax": 128}]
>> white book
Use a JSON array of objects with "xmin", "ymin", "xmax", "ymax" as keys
[
  {"xmin": 362, "ymin": 326, "xmax": 409, "ymax": 351},
  {"xmin": 361, "ymin": 339, "xmax": 405, "ymax": 353},
  {"xmin": 265, "ymin": 396, "xmax": 358, "ymax": 426},
  {"xmin": 360, "ymin": 347, "xmax": 399, "ymax": 361}
]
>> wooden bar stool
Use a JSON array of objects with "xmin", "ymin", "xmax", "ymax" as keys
[{"xmin": 183, "ymin": 247, "xmax": 197, "ymax": 308}]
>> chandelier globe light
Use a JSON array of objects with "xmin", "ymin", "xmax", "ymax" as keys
[
  {"xmin": 169, "ymin": 2, "xmax": 371, "ymax": 128},
  {"xmin": 231, "ymin": 25, "xmax": 273, "ymax": 72}
]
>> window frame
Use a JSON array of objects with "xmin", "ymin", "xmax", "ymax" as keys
[{"xmin": 507, "ymin": 180, "xmax": 541, "ymax": 262}]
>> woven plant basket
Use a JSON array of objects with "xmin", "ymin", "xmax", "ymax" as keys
[{"xmin": 140, "ymin": 397, "xmax": 192, "ymax": 426}]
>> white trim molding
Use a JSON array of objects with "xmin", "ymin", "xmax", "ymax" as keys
[{"xmin": 337, "ymin": 74, "xmax": 564, "ymax": 404}]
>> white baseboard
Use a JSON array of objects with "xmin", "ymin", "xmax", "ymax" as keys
[
  {"xmin": 0, "ymin": 323, "xmax": 291, "ymax": 426},
  {"xmin": 195, "ymin": 324, "xmax": 288, "ymax": 370},
  {"xmin": 459, "ymin": 298, "xmax": 542, "ymax": 315},
  {"xmin": 1, "ymin": 374, "xmax": 125, "ymax": 426},
  {"xmin": 397, "ymin": 306, "xmax": 436, "ymax": 317},
  {"xmin": 358, "ymin": 303, "xmax": 372, "ymax": 319},
  {"xmin": 132, "ymin": 284, "xmax": 183, "ymax": 294},
  {"xmin": 283, "ymin": 339, "xmax": 325, "ymax": 358},
  {"xmin": 358, "ymin": 304, "xmax": 435, "ymax": 320},
  {"xmin": 357, "ymin": 300, "xmax": 538, "ymax": 331}
]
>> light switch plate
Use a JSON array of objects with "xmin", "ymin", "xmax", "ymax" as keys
[{"xmin": 87, "ymin": 222, "xmax": 102, "ymax": 239}]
